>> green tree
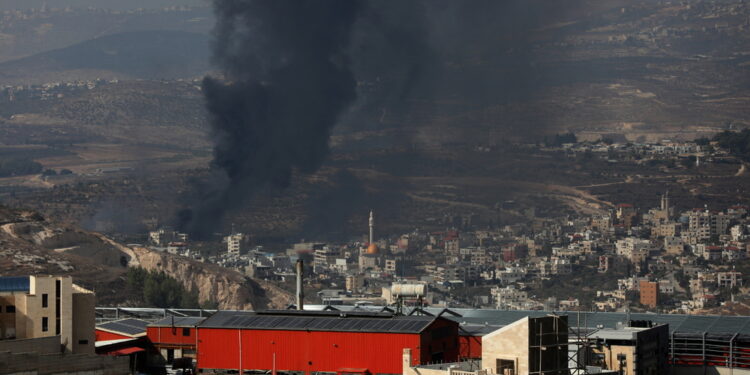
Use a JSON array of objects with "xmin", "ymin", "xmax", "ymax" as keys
[{"xmin": 126, "ymin": 267, "xmax": 203, "ymax": 308}]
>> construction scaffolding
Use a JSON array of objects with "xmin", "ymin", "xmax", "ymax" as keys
[{"xmin": 529, "ymin": 315, "xmax": 571, "ymax": 375}]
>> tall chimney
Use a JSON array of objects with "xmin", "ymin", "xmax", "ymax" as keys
[
  {"xmin": 369, "ymin": 210, "xmax": 374, "ymax": 245},
  {"xmin": 296, "ymin": 259, "xmax": 304, "ymax": 310}
]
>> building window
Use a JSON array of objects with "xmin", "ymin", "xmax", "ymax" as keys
[
  {"xmin": 497, "ymin": 359, "xmax": 515, "ymax": 375},
  {"xmin": 6, "ymin": 305, "xmax": 14, "ymax": 313},
  {"xmin": 42, "ymin": 294, "xmax": 48, "ymax": 308},
  {"xmin": 182, "ymin": 327, "xmax": 190, "ymax": 336},
  {"xmin": 42, "ymin": 317, "xmax": 49, "ymax": 332},
  {"xmin": 78, "ymin": 339, "xmax": 89, "ymax": 345},
  {"xmin": 55, "ymin": 280, "xmax": 61, "ymax": 335}
]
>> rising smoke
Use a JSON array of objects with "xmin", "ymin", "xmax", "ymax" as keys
[
  {"xmin": 179, "ymin": 0, "xmax": 362, "ymax": 238},
  {"xmin": 181, "ymin": 0, "xmax": 587, "ymax": 237}
]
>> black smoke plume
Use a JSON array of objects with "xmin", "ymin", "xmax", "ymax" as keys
[
  {"xmin": 179, "ymin": 0, "xmax": 596, "ymax": 237},
  {"xmin": 179, "ymin": 0, "xmax": 362, "ymax": 238}
]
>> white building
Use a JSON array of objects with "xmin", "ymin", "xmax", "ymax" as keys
[
  {"xmin": 491, "ymin": 285, "xmax": 528, "ymax": 309},
  {"xmin": 225, "ymin": 233, "xmax": 244, "ymax": 254},
  {"xmin": 717, "ymin": 271, "xmax": 742, "ymax": 288},
  {"xmin": 615, "ymin": 237, "xmax": 652, "ymax": 261}
]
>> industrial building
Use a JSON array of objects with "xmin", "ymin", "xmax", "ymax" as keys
[
  {"xmin": 585, "ymin": 321, "xmax": 670, "ymax": 375},
  {"xmin": 147, "ymin": 316, "xmax": 205, "ymax": 365},
  {"xmin": 403, "ymin": 315, "xmax": 568, "ymax": 375},
  {"xmin": 94, "ymin": 305, "xmax": 750, "ymax": 375},
  {"xmin": 95, "ymin": 318, "xmax": 149, "ymax": 341},
  {"xmin": 196, "ymin": 309, "xmax": 459, "ymax": 374}
]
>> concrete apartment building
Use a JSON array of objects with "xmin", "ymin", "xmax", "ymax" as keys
[
  {"xmin": 639, "ymin": 280, "xmax": 659, "ymax": 308},
  {"xmin": 224, "ymin": 233, "xmax": 244, "ymax": 254},
  {"xmin": 688, "ymin": 209, "xmax": 731, "ymax": 240},
  {"xmin": 0, "ymin": 275, "xmax": 95, "ymax": 354},
  {"xmin": 717, "ymin": 270, "xmax": 743, "ymax": 288}
]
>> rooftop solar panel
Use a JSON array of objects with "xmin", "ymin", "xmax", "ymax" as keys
[{"xmin": 0, "ymin": 276, "xmax": 29, "ymax": 292}]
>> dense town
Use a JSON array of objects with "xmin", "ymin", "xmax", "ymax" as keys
[{"xmin": 143, "ymin": 138, "xmax": 749, "ymax": 315}]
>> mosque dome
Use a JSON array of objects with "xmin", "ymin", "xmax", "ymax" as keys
[{"xmin": 366, "ymin": 243, "xmax": 379, "ymax": 255}]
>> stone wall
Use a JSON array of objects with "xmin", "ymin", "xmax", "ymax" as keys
[{"xmin": 0, "ymin": 352, "xmax": 129, "ymax": 375}]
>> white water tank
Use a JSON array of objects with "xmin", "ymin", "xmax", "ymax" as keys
[{"xmin": 391, "ymin": 283, "xmax": 426, "ymax": 297}]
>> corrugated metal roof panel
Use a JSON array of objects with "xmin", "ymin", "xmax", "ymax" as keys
[
  {"xmin": 199, "ymin": 311, "xmax": 436, "ymax": 333},
  {"xmin": 302, "ymin": 305, "xmax": 750, "ymax": 337},
  {"xmin": 149, "ymin": 316, "xmax": 206, "ymax": 327},
  {"xmin": 97, "ymin": 318, "xmax": 149, "ymax": 336}
]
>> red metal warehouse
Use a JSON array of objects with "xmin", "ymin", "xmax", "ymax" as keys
[
  {"xmin": 147, "ymin": 316, "xmax": 206, "ymax": 363},
  {"xmin": 196, "ymin": 310, "xmax": 459, "ymax": 374}
]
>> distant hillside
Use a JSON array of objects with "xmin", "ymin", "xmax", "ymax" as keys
[
  {"xmin": 0, "ymin": 30, "xmax": 211, "ymax": 84},
  {"xmin": 0, "ymin": 204, "xmax": 289, "ymax": 309},
  {"xmin": 0, "ymin": 7, "xmax": 213, "ymax": 64}
]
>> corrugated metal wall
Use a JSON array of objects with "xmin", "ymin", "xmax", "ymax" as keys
[
  {"xmin": 459, "ymin": 335, "xmax": 482, "ymax": 359},
  {"xmin": 199, "ymin": 329, "xmax": 419, "ymax": 373},
  {"xmin": 95, "ymin": 330, "xmax": 131, "ymax": 342},
  {"xmin": 197, "ymin": 320, "xmax": 459, "ymax": 373},
  {"xmin": 147, "ymin": 326, "xmax": 197, "ymax": 346}
]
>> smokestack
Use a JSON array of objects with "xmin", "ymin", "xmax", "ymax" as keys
[
  {"xmin": 369, "ymin": 210, "xmax": 374, "ymax": 244},
  {"xmin": 296, "ymin": 259, "xmax": 304, "ymax": 310}
]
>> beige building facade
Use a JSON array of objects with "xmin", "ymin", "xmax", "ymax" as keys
[{"xmin": 0, "ymin": 275, "xmax": 94, "ymax": 354}]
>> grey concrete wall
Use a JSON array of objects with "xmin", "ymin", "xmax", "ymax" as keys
[
  {"xmin": 0, "ymin": 350, "xmax": 129, "ymax": 375},
  {"xmin": 72, "ymin": 292, "xmax": 95, "ymax": 355},
  {"xmin": 0, "ymin": 336, "xmax": 60, "ymax": 354}
]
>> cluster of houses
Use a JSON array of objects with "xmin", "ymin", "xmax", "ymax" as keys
[{"xmin": 144, "ymin": 191, "xmax": 750, "ymax": 314}]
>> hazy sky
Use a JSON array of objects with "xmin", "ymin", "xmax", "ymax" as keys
[{"xmin": 0, "ymin": 0, "xmax": 207, "ymax": 11}]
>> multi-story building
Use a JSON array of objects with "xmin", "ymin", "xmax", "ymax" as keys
[
  {"xmin": 616, "ymin": 237, "xmax": 652, "ymax": 263},
  {"xmin": 652, "ymin": 222, "xmax": 681, "ymax": 237},
  {"xmin": 664, "ymin": 236, "xmax": 685, "ymax": 255},
  {"xmin": 0, "ymin": 276, "xmax": 95, "ymax": 354},
  {"xmin": 225, "ymin": 233, "xmax": 244, "ymax": 254},
  {"xmin": 491, "ymin": 285, "xmax": 528, "ymax": 309},
  {"xmin": 639, "ymin": 280, "xmax": 659, "ymax": 308},
  {"xmin": 149, "ymin": 228, "xmax": 188, "ymax": 246},
  {"xmin": 591, "ymin": 215, "xmax": 612, "ymax": 232},
  {"xmin": 551, "ymin": 257, "xmax": 573, "ymax": 275},
  {"xmin": 384, "ymin": 258, "xmax": 398, "ymax": 273},
  {"xmin": 616, "ymin": 204, "xmax": 638, "ymax": 227},
  {"xmin": 496, "ymin": 266, "xmax": 526, "ymax": 284},
  {"xmin": 313, "ymin": 246, "xmax": 340, "ymax": 272},
  {"xmin": 688, "ymin": 210, "xmax": 731, "ymax": 239},
  {"xmin": 586, "ymin": 323, "xmax": 669, "ymax": 375},
  {"xmin": 345, "ymin": 274, "xmax": 365, "ymax": 293},
  {"xmin": 658, "ymin": 279, "xmax": 674, "ymax": 295},
  {"xmin": 717, "ymin": 271, "xmax": 742, "ymax": 288},
  {"xmin": 467, "ymin": 247, "xmax": 491, "ymax": 266}
]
